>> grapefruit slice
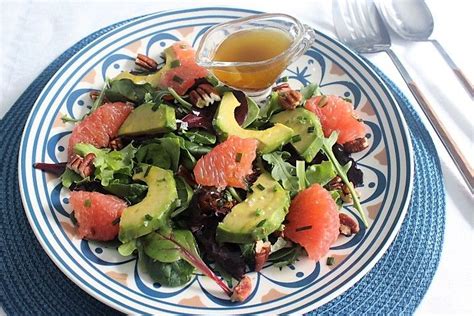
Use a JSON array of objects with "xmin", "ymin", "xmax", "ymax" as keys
[
  {"xmin": 67, "ymin": 102, "xmax": 133, "ymax": 160},
  {"xmin": 305, "ymin": 95, "xmax": 366, "ymax": 144},
  {"xmin": 193, "ymin": 136, "xmax": 258, "ymax": 189},
  {"xmin": 70, "ymin": 191, "xmax": 127, "ymax": 241},
  {"xmin": 284, "ymin": 184, "xmax": 340, "ymax": 261},
  {"xmin": 159, "ymin": 42, "xmax": 209, "ymax": 95}
]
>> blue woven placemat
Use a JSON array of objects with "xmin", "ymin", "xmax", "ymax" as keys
[{"xmin": 0, "ymin": 14, "xmax": 445, "ymax": 315}]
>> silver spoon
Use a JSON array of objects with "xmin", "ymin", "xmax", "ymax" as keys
[
  {"xmin": 333, "ymin": 0, "xmax": 473, "ymax": 192},
  {"xmin": 376, "ymin": 0, "xmax": 473, "ymax": 96}
]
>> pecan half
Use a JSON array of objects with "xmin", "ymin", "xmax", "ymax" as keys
[
  {"xmin": 254, "ymin": 240, "xmax": 271, "ymax": 272},
  {"xmin": 231, "ymin": 275, "xmax": 252, "ymax": 302},
  {"xmin": 343, "ymin": 137, "xmax": 369, "ymax": 153},
  {"xmin": 273, "ymin": 83, "xmax": 302, "ymax": 110},
  {"xmin": 189, "ymin": 83, "xmax": 221, "ymax": 108},
  {"xmin": 326, "ymin": 176, "xmax": 343, "ymax": 191},
  {"xmin": 109, "ymin": 137, "xmax": 123, "ymax": 150},
  {"xmin": 67, "ymin": 153, "xmax": 95, "ymax": 178},
  {"xmin": 135, "ymin": 53, "xmax": 158, "ymax": 71},
  {"xmin": 339, "ymin": 213, "xmax": 360, "ymax": 236}
]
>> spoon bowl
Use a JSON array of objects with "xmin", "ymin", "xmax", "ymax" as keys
[{"xmin": 376, "ymin": 0, "xmax": 434, "ymax": 40}]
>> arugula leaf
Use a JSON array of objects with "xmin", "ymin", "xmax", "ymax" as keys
[
  {"xmin": 305, "ymin": 160, "xmax": 337, "ymax": 186},
  {"xmin": 164, "ymin": 134, "xmax": 197, "ymax": 169},
  {"xmin": 74, "ymin": 143, "xmax": 137, "ymax": 187},
  {"xmin": 321, "ymin": 131, "xmax": 368, "ymax": 227},
  {"xmin": 300, "ymin": 83, "xmax": 322, "ymax": 103},
  {"xmin": 170, "ymin": 177, "xmax": 194, "ymax": 218},
  {"xmin": 251, "ymin": 92, "xmax": 282, "ymax": 127},
  {"xmin": 268, "ymin": 244, "xmax": 304, "ymax": 268},
  {"xmin": 242, "ymin": 96, "xmax": 260, "ymax": 128},
  {"xmin": 262, "ymin": 151, "xmax": 299, "ymax": 192},
  {"xmin": 90, "ymin": 79, "xmax": 110, "ymax": 113},
  {"xmin": 181, "ymin": 130, "xmax": 216, "ymax": 145},
  {"xmin": 144, "ymin": 90, "xmax": 171, "ymax": 105},
  {"xmin": 135, "ymin": 137, "xmax": 181, "ymax": 171},
  {"xmin": 239, "ymin": 243, "xmax": 256, "ymax": 264},
  {"xmin": 296, "ymin": 160, "xmax": 307, "ymax": 191},
  {"xmin": 168, "ymin": 87, "xmax": 193, "ymax": 112},
  {"xmin": 105, "ymin": 79, "xmax": 154, "ymax": 104}
]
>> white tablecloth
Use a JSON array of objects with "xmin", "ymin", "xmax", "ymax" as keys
[{"xmin": 1, "ymin": 0, "xmax": 473, "ymax": 314}]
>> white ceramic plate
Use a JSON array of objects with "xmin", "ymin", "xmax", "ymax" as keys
[{"xmin": 18, "ymin": 7, "xmax": 413, "ymax": 314}]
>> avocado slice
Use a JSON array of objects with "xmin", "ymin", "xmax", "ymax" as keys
[
  {"xmin": 214, "ymin": 92, "xmax": 294, "ymax": 154},
  {"xmin": 118, "ymin": 103, "xmax": 176, "ymax": 136},
  {"xmin": 119, "ymin": 165, "xmax": 178, "ymax": 243},
  {"xmin": 216, "ymin": 173, "xmax": 290, "ymax": 244},
  {"xmin": 270, "ymin": 108, "xmax": 324, "ymax": 162},
  {"xmin": 113, "ymin": 44, "xmax": 176, "ymax": 87}
]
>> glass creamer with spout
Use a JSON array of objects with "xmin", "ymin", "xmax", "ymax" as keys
[{"xmin": 195, "ymin": 14, "xmax": 316, "ymax": 97}]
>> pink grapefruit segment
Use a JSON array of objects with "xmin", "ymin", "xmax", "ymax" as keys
[
  {"xmin": 159, "ymin": 41, "xmax": 209, "ymax": 95},
  {"xmin": 193, "ymin": 136, "xmax": 258, "ymax": 189},
  {"xmin": 70, "ymin": 191, "xmax": 127, "ymax": 241},
  {"xmin": 284, "ymin": 184, "xmax": 340, "ymax": 261},
  {"xmin": 67, "ymin": 102, "xmax": 133, "ymax": 160},
  {"xmin": 305, "ymin": 95, "xmax": 366, "ymax": 144}
]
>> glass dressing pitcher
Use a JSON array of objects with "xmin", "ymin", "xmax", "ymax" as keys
[{"xmin": 195, "ymin": 13, "xmax": 316, "ymax": 97}]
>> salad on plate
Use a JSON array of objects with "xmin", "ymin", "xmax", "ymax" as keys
[{"xmin": 34, "ymin": 41, "xmax": 370, "ymax": 302}]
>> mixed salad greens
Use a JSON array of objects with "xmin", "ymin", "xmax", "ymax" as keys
[{"xmin": 35, "ymin": 41, "xmax": 369, "ymax": 302}]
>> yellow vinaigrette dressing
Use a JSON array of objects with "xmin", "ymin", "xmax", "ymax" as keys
[{"xmin": 211, "ymin": 29, "xmax": 292, "ymax": 91}]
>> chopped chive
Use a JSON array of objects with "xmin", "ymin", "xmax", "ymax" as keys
[
  {"xmin": 144, "ymin": 214, "xmax": 153, "ymax": 221},
  {"xmin": 326, "ymin": 256, "xmax": 335, "ymax": 266},
  {"xmin": 273, "ymin": 185, "xmax": 279, "ymax": 192},
  {"xmin": 112, "ymin": 217, "xmax": 120, "ymax": 225},
  {"xmin": 295, "ymin": 225, "xmax": 312, "ymax": 232},
  {"xmin": 343, "ymin": 97, "xmax": 352, "ymax": 103},
  {"xmin": 307, "ymin": 126, "xmax": 315, "ymax": 133},
  {"xmin": 255, "ymin": 208, "xmax": 263, "ymax": 216},
  {"xmin": 151, "ymin": 103, "xmax": 160, "ymax": 111},
  {"xmin": 256, "ymin": 183, "xmax": 266, "ymax": 191},
  {"xmin": 70, "ymin": 211, "xmax": 78, "ymax": 226},
  {"xmin": 256, "ymin": 219, "xmax": 267, "ymax": 227},
  {"xmin": 84, "ymin": 199, "xmax": 91, "ymax": 208},
  {"xmin": 172, "ymin": 75, "xmax": 184, "ymax": 84},
  {"xmin": 235, "ymin": 152, "xmax": 243, "ymax": 163},
  {"xmin": 144, "ymin": 166, "xmax": 151, "ymax": 177},
  {"xmin": 291, "ymin": 135, "xmax": 302, "ymax": 143},
  {"xmin": 281, "ymin": 76, "xmax": 289, "ymax": 82},
  {"xmin": 170, "ymin": 60, "xmax": 181, "ymax": 68}
]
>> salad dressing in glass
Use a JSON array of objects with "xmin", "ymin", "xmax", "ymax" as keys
[{"xmin": 211, "ymin": 29, "xmax": 292, "ymax": 91}]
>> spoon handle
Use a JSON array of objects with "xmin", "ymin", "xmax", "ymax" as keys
[
  {"xmin": 429, "ymin": 39, "xmax": 474, "ymax": 97},
  {"xmin": 385, "ymin": 48, "xmax": 474, "ymax": 193}
]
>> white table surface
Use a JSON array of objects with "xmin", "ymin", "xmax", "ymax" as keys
[{"xmin": 1, "ymin": 0, "xmax": 473, "ymax": 315}]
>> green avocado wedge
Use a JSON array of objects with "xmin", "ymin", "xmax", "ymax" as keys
[
  {"xmin": 118, "ymin": 103, "xmax": 176, "ymax": 136},
  {"xmin": 216, "ymin": 173, "xmax": 290, "ymax": 244},
  {"xmin": 270, "ymin": 108, "xmax": 324, "ymax": 162},
  {"xmin": 214, "ymin": 92, "xmax": 294, "ymax": 154},
  {"xmin": 119, "ymin": 165, "xmax": 178, "ymax": 243}
]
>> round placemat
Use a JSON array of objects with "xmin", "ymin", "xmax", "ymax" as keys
[{"xmin": 0, "ymin": 12, "xmax": 445, "ymax": 315}]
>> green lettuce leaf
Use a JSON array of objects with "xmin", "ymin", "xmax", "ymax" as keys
[{"xmin": 74, "ymin": 143, "xmax": 137, "ymax": 187}]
